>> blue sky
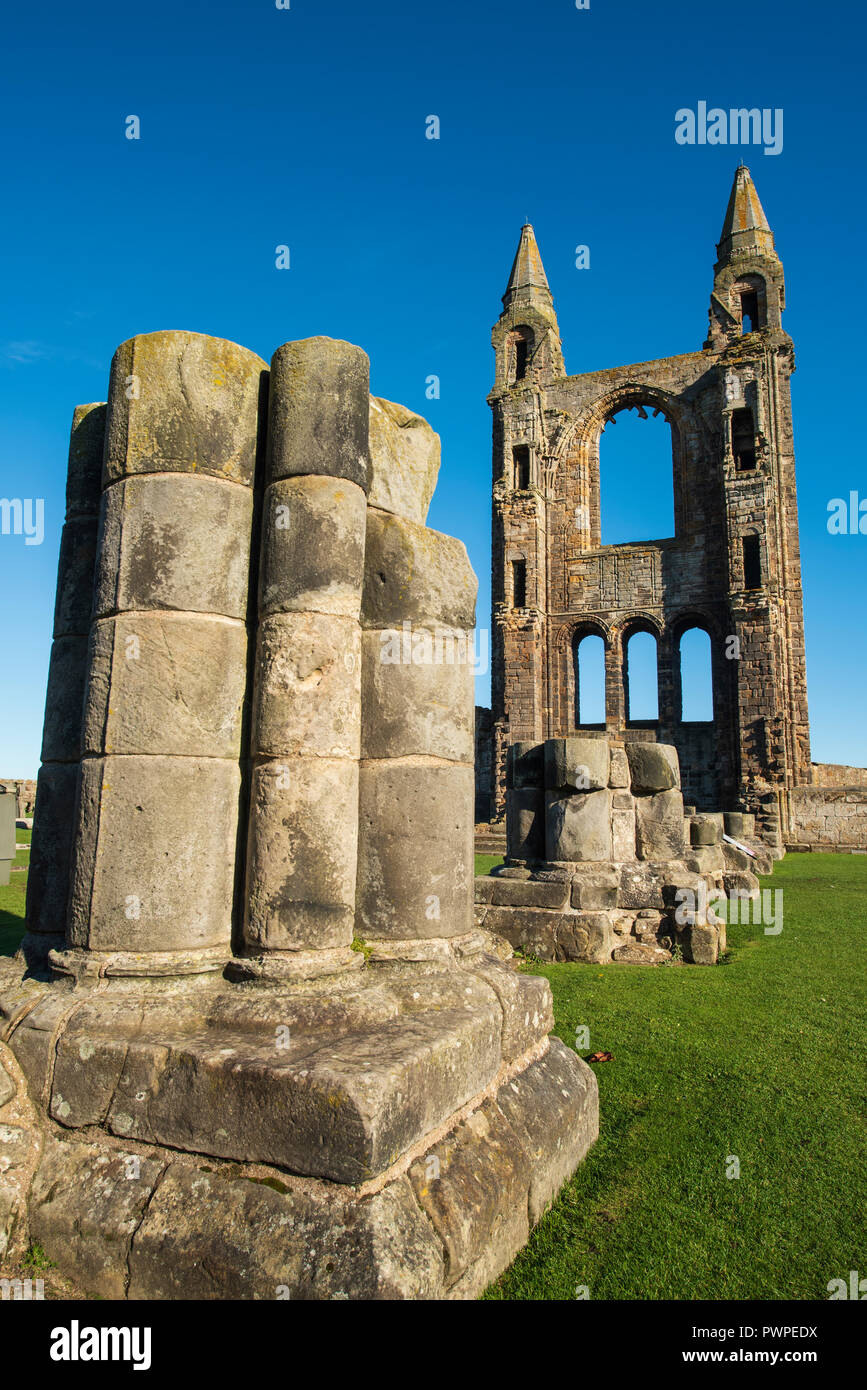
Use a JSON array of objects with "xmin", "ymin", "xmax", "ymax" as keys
[{"xmin": 1, "ymin": 0, "xmax": 864, "ymax": 775}]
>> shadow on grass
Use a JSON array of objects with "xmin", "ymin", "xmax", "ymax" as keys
[{"xmin": 0, "ymin": 909, "xmax": 25, "ymax": 957}]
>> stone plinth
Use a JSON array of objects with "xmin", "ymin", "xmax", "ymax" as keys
[
  {"xmin": 475, "ymin": 737, "xmax": 764, "ymax": 966},
  {"xmin": 3, "ymin": 331, "xmax": 597, "ymax": 1300}
]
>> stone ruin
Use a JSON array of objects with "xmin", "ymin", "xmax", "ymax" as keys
[
  {"xmin": 474, "ymin": 734, "xmax": 768, "ymax": 966},
  {"xmin": 0, "ymin": 791, "xmax": 15, "ymax": 888},
  {"xmin": 0, "ymin": 329, "xmax": 598, "ymax": 1299}
]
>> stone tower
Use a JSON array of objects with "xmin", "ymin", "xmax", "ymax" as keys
[{"xmin": 488, "ymin": 167, "xmax": 811, "ymax": 847}]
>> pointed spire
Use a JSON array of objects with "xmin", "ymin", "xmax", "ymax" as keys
[
  {"xmin": 502, "ymin": 224, "xmax": 553, "ymax": 310},
  {"xmin": 717, "ymin": 165, "xmax": 777, "ymax": 264}
]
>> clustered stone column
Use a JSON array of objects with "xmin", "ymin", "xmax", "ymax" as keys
[
  {"xmin": 356, "ymin": 503, "xmax": 476, "ymax": 955},
  {"xmin": 56, "ymin": 331, "xmax": 266, "ymax": 978},
  {"xmin": 6, "ymin": 330, "xmax": 600, "ymax": 1301},
  {"xmin": 240, "ymin": 338, "xmax": 369, "ymax": 979},
  {"xmin": 22, "ymin": 404, "xmax": 105, "ymax": 966}
]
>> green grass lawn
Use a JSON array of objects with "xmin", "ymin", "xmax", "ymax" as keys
[
  {"xmin": 0, "ymin": 827, "xmax": 29, "ymax": 957},
  {"xmin": 483, "ymin": 852, "xmax": 867, "ymax": 1299},
  {"xmin": 4, "ymin": 845, "xmax": 864, "ymax": 1299}
]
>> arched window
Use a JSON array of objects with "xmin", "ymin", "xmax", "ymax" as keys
[
  {"xmin": 734, "ymin": 275, "xmax": 766, "ymax": 334},
  {"xmin": 573, "ymin": 632, "xmax": 606, "ymax": 727},
  {"xmin": 624, "ymin": 630, "xmax": 658, "ymax": 723},
  {"xmin": 679, "ymin": 627, "xmax": 713, "ymax": 721},
  {"xmin": 510, "ymin": 329, "xmax": 534, "ymax": 384},
  {"xmin": 599, "ymin": 403, "xmax": 675, "ymax": 545}
]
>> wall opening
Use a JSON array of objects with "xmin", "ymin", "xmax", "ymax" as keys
[
  {"xmin": 742, "ymin": 534, "xmax": 762, "ymax": 590},
  {"xmin": 599, "ymin": 405, "xmax": 675, "ymax": 545},
  {"xmin": 573, "ymin": 632, "xmax": 606, "ymax": 726},
  {"xmin": 514, "ymin": 338, "xmax": 528, "ymax": 382},
  {"xmin": 512, "ymin": 558, "xmax": 527, "ymax": 608},
  {"xmin": 679, "ymin": 627, "xmax": 713, "ymax": 721},
  {"xmin": 513, "ymin": 444, "xmax": 530, "ymax": 490},
  {"xmin": 732, "ymin": 407, "xmax": 756, "ymax": 470},
  {"xmin": 625, "ymin": 630, "xmax": 659, "ymax": 723},
  {"xmin": 740, "ymin": 290, "xmax": 759, "ymax": 333}
]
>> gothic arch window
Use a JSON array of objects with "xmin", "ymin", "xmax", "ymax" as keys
[
  {"xmin": 572, "ymin": 629, "xmax": 606, "ymax": 727},
  {"xmin": 733, "ymin": 275, "xmax": 766, "ymax": 334},
  {"xmin": 509, "ymin": 328, "xmax": 534, "ymax": 384},
  {"xmin": 678, "ymin": 626, "xmax": 713, "ymax": 721},
  {"xmin": 624, "ymin": 628, "xmax": 659, "ymax": 724},
  {"xmin": 598, "ymin": 400, "xmax": 677, "ymax": 544}
]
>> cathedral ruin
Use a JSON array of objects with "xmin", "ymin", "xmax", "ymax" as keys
[{"xmin": 481, "ymin": 167, "xmax": 867, "ymax": 853}]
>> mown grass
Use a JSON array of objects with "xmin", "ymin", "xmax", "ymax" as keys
[
  {"xmin": 4, "ymin": 845, "xmax": 864, "ymax": 1299},
  {"xmin": 483, "ymin": 853, "xmax": 867, "ymax": 1299},
  {"xmin": 0, "ymin": 827, "xmax": 29, "ymax": 957}
]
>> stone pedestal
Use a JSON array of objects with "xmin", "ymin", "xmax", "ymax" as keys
[
  {"xmin": 477, "ymin": 736, "xmax": 763, "ymax": 966},
  {"xmin": 3, "ymin": 331, "xmax": 597, "ymax": 1300}
]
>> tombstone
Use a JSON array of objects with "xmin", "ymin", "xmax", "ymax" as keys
[{"xmin": 0, "ymin": 792, "xmax": 16, "ymax": 887}]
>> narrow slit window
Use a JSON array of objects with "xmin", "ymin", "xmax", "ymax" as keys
[
  {"xmin": 513, "ymin": 445, "xmax": 530, "ymax": 490},
  {"xmin": 732, "ymin": 407, "xmax": 756, "ymax": 470},
  {"xmin": 742, "ymin": 535, "xmax": 762, "ymax": 590},
  {"xmin": 740, "ymin": 291, "xmax": 759, "ymax": 334},
  {"xmin": 512, "ymin": 559, "xmax": 527, "ymax": 608},
  {"xmin": 514, "ymin": 339, "xmax": 528, "ymax": 381}
]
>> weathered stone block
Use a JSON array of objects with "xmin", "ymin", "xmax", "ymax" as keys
[
  {"xmin": 128, "ymin": 1164, "xmax": 444, "ymax": 1301},
  {"xmin": 83, "ymin": 613, "xmax": 248, "ymax": 759},
  {"xmin": 40, "ymin": 636, "xmax": 89, "ymax": 763},
  {"xmin": 105, "ymin": 331, "xmax": 266, "ymax": 486},
  {"xmin": 94, "ymin": 475, "xmax": 254, "ymax": 622},
  {"xmin": 691, "ymin": 816, "xmax": 721, "ymax": 846},
  {"xmin": 24, "ymin": 763, "xmax": 80, "ymax": 937},
  {"xmin": 545, "ymin": 737, "xmax": 609, "ymax": 792},
  {"xmin": 505, "ymin": 788, "xmax": 545, "ymax": 861},
  {"xmin": 494, "ymin": 1038, "xmax": 598, "ymax": 1225},
  {"xmin": 267, "ymin": 337, "xmax": 370, "ymax": 491},
  {"xmin": 608, "ymin": 746, "xmax": 630, "ymax": 788},
  {"xmin": 460, "ymin": 954, "xmax": 553, "ymax": 1062},
  {"xmin": 361, "ymin": 509, "xmax": 476, "ymax": 630},
  {"xmin": 53, "ymin": 518, "xmax": 99, "ymax": 637},
  {"xmin": 245, "ymin": 758, "xmax": 358, "ymax": 951},
  {"xmin": 626, "ymin": 742, "xmax": 681, "ymax": 793},
  {"xmin": 368, "ymin": 396, "xmax": 439, "ymax": 525},
  {"xmin": 618, "ymin": 862, "xmax": 669, "ymax": 910},
  {"xmin": 360, "ymin": 629, "xmax": 473, "ymax": 762},
  {"xmin": 67, "ymin": 755, "xmax": 240, "ymax": 954},
  {"xmin": 613, "ymin": 942, "xmax": 671, "ymax": 964},
  {"xmin": 259, "ymin": 475, "xmax": 367, "ymax": 618},
  {"xmin": 65, "ymin": 402, "xmax": 106, "ymax": 517},
  {"xmin": 612, "ymin": 806, "xmax": 637, "ymax": 860},
  {"xmin": 546, "ymin": 789, "xmax": 612, "ymax": 862},
  {"xmin": 29, "ymin": 1136, "xmax": 164, "ymax": 1301},
  {"xmin": 251, "ymin": 612, "xmax": 361, "ymax": 760},
  {"xmin": 507, "ymin": 741, "xmax": 544, "ymax": 791},
  {"xmin": 570, "ymin": 872, "xmax": 619, "ymax": 910},
  {"xmin": 356, "ymin": 763, "xmax": 474, "ymax": 940},
  {"xmin": 490, "ymin": 878, "xmax": 569, "ymax": 909},
  {"xmin": 409, "ymin": 1096, "xmax": 530, "ymax": 1290},
  {"xmin": 482, "ymin": 906, "xmax": 560, "ymax": 960},
  {"xmin": 684, "ymin": 846, "xmax": 725, "ymax": 874},
  {"xmin": 635, "ymin": 789, "xmax": 686, "ymax": 860},
  {"xmin": 680, "ymin": 923, "xmax": 721, "ymax": 965}
]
